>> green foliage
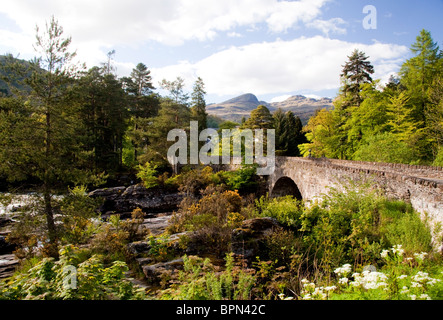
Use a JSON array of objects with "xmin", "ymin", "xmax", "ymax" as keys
[
  {"xmin": 0, "ymin": 245, "xmax": 147, "ymax": 300},
  {"xmin": 433, "ymin": 146, "xmax": 443, "ymax": 166},
  {"xmin": 159, "ymin": 254, "xmax": 256, "ymax": 300},
  {"xmin": 242, "ymin": 105, "xmax": 274, "ymax": 130},
  {"xmin": 353, "ymin": 132, "xmax": 417, "ymax": 164},
  {"xmin": 256, "ymin": 195, "xmax": 303, "ymax": 228},
  {"xmin": 221, "ymin": 164, "xmax": 259, "ymax": 193},
  {"xmin": 136, "ymin": 162, "xmax": 159, "ymax": 188},
  {"xmin": 299, "ymin": 245, "xmax": 443, "ymax": 300},
  {"xmin": 301, "ymin": 30, "xmax": 443, "ymax": 164}
]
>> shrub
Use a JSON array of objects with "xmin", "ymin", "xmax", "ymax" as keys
[
  {"xmin": 136, "ymin": 162, "xmax": 159, "ymax": 188},
  {"xmin": 158, "ymin": 254, "xmax": 256, "ymax": 300},
  {"xmin": 0, "ymin": 245, "xmax": 147, "ymax": 300},
  {"xmin": 256, "ymin": 195, "xmax": 303, "ymax": 228},
  {"xmin": 220, "ymin": 164, "xmax": 260, "ymax": 193}
]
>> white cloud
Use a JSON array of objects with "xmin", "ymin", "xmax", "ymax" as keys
[
  {"xmin": 151, "ymin": 36, "xmax": 409, "ymax": 97},
  {"xmin": 307, "ymin": 18, "xmax": 347, "ymax": 37},
  {"xmin": 0, "ymin": 0, "xmax": 330, "ymax": 62},
  {"xmin": 227, "ymin": 32, "xmax": 243, "ymax": 38}
]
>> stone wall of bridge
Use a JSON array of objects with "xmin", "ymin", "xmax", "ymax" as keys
[{"xmin": 269, "ymin": 157, "xmax": 443, "ymax": 242}]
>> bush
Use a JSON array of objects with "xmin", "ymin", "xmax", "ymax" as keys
[
  {"xmin": 136, "ymin": 162, "xmax": 159, "ymax": 188},
  {"xmin": 220, "ymin": 164, "xmax": 260, "ymax": 193},
  {"xmin": 0, "ymin": 245, "xmax": 147, "ymax": 300},
  {"xmin": 256, "ymin": 195, "xmax": 303, "ymax": 228},
  {"xmin": 158, "ymin": 254, "xmax": 256, "ymax": 300}
]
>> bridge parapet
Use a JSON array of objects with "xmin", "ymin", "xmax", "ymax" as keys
[{"xmin": 269, "ymin": 157, "xmax": 443, "ymax": 245}]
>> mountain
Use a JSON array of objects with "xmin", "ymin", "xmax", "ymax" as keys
[
  {"xmin": 270, "ymin": 95, "xmax": 334, "ymax": 124},
  {"xmin": 206, "ymin": 93, "xmax": 333, "ymax": 124}
]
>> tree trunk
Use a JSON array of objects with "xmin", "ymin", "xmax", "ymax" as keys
[{"xmin": 43, "ymin": 184, "xmax": 59, "ymax": 258}]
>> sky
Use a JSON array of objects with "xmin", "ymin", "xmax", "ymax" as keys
[{"xmin": 0, "ymin": 0, "xmax": 442, "ymax": 104}]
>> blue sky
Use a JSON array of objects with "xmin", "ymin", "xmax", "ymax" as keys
[{"xmin": 0, "ymin": 0, "xmax": 442, "ymax": 104}]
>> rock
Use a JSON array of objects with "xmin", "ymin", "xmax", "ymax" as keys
[
  {"xmin": 0, "ymin": 216, "xmax": 13, "ymax": 228},
  {"xmin": 140, "ymin": 214, "xmax": 172, "ymax": 236},
  {"xmin": 89, "ymin": 185, "xmax": 183, "ymax": 215},
  {"xmin": 0, "ymin": 254, "xmax": 19, "ymax": 279},
  {"xmin": 231, "ymin": 217, "xmax": 282, "ymax": 262},
  {"xmin": 142, "ymin": 258, "xmax": 184, "ymax": 284},
  {"xmin": 127, "ymin": 241, "xmax": 151, "ymax": 257},
  {"xmin": 0, "ymin": 236, "xmax": 16, "ymax": 255}
]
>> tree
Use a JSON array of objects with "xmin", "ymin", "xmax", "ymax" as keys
[
  {"xmin": 341, "ymin": 49, "xmax": 374, "ymax": 107},
  {"xmin": 0, "ymin": 17, "xmax": 103, "ymax": 257},
  {"xmin": 399, "ymin": 29, "xmax": 442, "ymax": 160},
  {"xmin": 242, "ymin": 105, "xmax": 274, "ymax": 130},
  {"xmin": 299, "ymin": 108, "xmax": 336, "ymax": 158},
  {"xmin": 400, "ymin": 30, "xmax": 441, "ymax": 124},
  {"xmin": 122, "ymin": 63, "xmax": 159, "ymax": 165},
  {"xmin": 273, "ymin": 108, "xmax": 288, "ymax": 155},
  {"xmin": 190, "ymin": 77, "xmax": 207, "ymax": 134},
  {"xmin": 284, "ymin": 111, "xmax": 304, "ymax": 157},
  {"xmin": 159, "ymin": 77, "xmax": 189, "ymax": 105},
  {"xmin": 140, "ymin": 98, "xmax": 191, "ymax": 169},
  {"xmin": 77, "ymin": 67, "xmax": 130, "ymax": 173},
  {"xmin": 125, "ymin": 63, "xmax": 155, "ymax": 96}
]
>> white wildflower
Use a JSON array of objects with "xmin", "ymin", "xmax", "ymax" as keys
[
  {"xmin": 400, "ymin": 286, "xmax": 409, "ymax": 294},
  {"xmin": 411, "ymin": 282, "xmax": 422, "ymax": 288},
  {"xmin": 397, "ymin": 275, "xmax": 408, "ymax": 280},
  {"xmin": 334, "ymin": 264, "xmax": 352, "ymax": 276},
  {"xmin": 419, "ymin": 294, "xmax": 431, "ymax": 300},
  {"xmin": 302, "ymin": 293, "xmax": 312, "ymax": 300},
  {"xmin": 324, "ymin": 286, "xmax": 336, "ymax": 292},
  {"xmin": 392, "ymin": 244, "xmax": 404, "ymax": 257},
  {"xmin": 339, "ymin": 277, "xmax": 349, "ymax": 285},
  {"xmin": 381, "ymin": 249, "xmax": 390, "ymax": 258},
  {"xmin": 414, "ymin": 252, "xmax": 428, "ymax": 261},
  {"xmin": 410, "ymin": 294, "xmax": 417, "ymax": 300}
]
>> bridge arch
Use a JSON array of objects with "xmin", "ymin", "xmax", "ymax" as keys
[{"xmin": 270, "ymin": 176, "xmax": 303, "ymax": 200}]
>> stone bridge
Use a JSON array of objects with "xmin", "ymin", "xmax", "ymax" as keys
[{"xmin": 268, "ymin": 157, "xmax": 443, "ymax": 239}]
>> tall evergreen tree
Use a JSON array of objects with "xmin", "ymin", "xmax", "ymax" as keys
[
  {"xmin": 242, "ymin": 105, "xmax": 274, "ymax": 130},
  {"xmin": 284, "ymin": 111, "xmax": 304, "ymax": 157},
  {"xmin": 78, "ymin": 67, "xmax": 130, "ymax": 173},
  {"xmin": 122, "ymin": 63, "xmax": 159, "ymax": 165},
  {"xmin": 191, "ymin": 77, "xmax": 207, "ymax": 134},
  {"xmin": 0, "ymin": 17, "xmax": 103, "ymax": 257},
  {"xmin": 273, "ymin": 108, "xmax": 288, "ymax": 155},
  {"xmin": 341, "ymin": 49, "xmax": 374, "ymax": 107}
]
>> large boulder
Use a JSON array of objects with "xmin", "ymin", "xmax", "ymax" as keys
[
  {"xmin": 89, "ymin": 184, "xmax": 183, "ymax": 216},
  {"xmin": 231, "ymin": 217, "xmax": 282, "ymax": 263},
  {"xmin": 142, "ymin": 258, "xmax": 184, "ymax": 284},
  {"xmin": 0, "ymin": 254, "xmax": 19, "ymax": 279}
]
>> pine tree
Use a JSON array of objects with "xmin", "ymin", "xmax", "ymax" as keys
[
  {"xmin": 242, "ymin": 105, "xmax": 274, "ymax": 130},
  {"xmin": 341, "ymin": 49, "xmax": 374, "ymax": 107},
  {"xmin": 273, "ymin": 108, "xmax": 288, "ymax": 155},
  {"xmin": 284, "ymin": 111, "xmax": 304, "ymax": 157},
  {"xmin": 122, "ymin": 63, "xmax": 159, "ymax": 165},
  {"xmin": 0, "ymin": 17, "xmax": 103, "ymax": 257},
  {"xmin": 191, "ymin": 77, "xmax": 207, "ymax": 134}
]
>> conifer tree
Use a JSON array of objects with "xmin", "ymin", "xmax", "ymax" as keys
[
  {"xmin": 191, "ymin": 77, "xmax": 207, "ymax": 134},
  {"xmin": 341, "ymin": 49, "xmax": 374, "ymax": 107}
]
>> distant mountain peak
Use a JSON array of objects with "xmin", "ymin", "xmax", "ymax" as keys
[{"xmin": 206, "ymin": 93, "xmax": 333, "ymax": 125}]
